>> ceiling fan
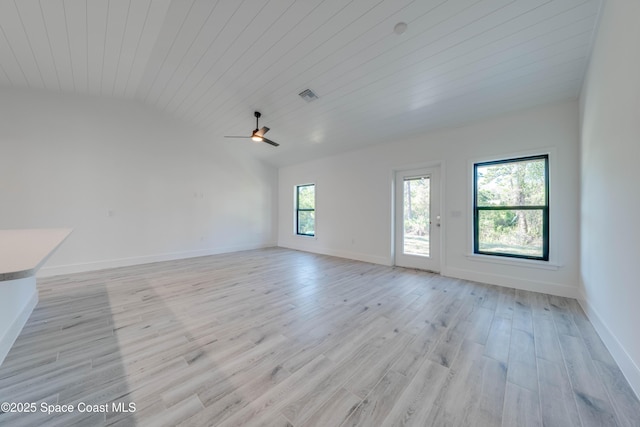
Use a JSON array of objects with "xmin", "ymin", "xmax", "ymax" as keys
[{"xmin": 224, "ymin": 111, "xmax": 279, "ymax": 147}]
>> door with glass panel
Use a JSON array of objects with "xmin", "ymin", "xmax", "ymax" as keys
[{"xmin": 394, "ymin": 167, "xmax": 441, "ymax": 272}]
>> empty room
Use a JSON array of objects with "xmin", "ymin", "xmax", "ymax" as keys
[{"xmin": 1, "ymin": 0, "xmax": 639, "ymax": 426}]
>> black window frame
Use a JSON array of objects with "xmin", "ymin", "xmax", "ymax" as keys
[
  {"xmin": 473, "ymin": 154, "xmax": 549, "ymax": 261},
  {"xmin": 296, "ymin": 184, "xmax": 315, "ymax": 237}
]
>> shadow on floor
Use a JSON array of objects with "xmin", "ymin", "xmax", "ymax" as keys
[{"xmin": 0, "ymin": 275, "xmax": 134, "ymax": 426}]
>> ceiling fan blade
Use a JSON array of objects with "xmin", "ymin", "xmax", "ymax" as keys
[
  {"xmin": 255, "ymin": 126, "xmax": 270, "ymax": 137},
  {"xmin": 261, "ymin": 137, "xmax": 279, "ymax": 147},
  {"xmin": 224, "ymin": 136, "xmax": 251, "ymax": 138}
]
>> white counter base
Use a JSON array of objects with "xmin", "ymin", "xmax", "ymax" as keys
[
  {"xmin": 0, "ymin": 277, "xmax": 38, "ymax": 364},
  {"xmin": 0, "ymin": 228, "xmax": 71, "ymax": 365}
]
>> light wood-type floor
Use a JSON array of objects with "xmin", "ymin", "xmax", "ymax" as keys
[{"xmin": 1, "ymin": 248, "xmax": 639, "ymax": 426}]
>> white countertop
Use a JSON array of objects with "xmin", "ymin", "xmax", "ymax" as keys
[{"xmin": 0, "ymin": 229, "xmax": 72, "ymax": 280}]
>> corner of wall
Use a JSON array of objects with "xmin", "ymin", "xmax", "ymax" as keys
[{"xmin": 576, "ymin": 290, "xmax": 640, "ymax": 399}]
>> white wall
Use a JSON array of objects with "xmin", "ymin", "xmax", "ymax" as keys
[
  {"xmin": 579, "ymin": 0, "xmax": 640, "ymax": 397},
  {"xmin": 279, "ymin": 101, "xmax": 580, "ymax": 297},
  {"xmin": 0, "ymin": 88, "xmax": 278, "ymax": 276}
]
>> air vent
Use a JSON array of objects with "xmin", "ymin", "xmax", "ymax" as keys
[{"xmin": 298, "ymin": 89, "xmax": 319, "ymax": 102}]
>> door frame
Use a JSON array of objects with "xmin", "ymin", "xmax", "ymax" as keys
[{"xmin": 391, "ymin": 161, "xmax": 445, "ymax": 272}]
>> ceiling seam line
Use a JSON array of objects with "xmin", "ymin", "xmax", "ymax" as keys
[
  {"xmin": 112, "ymin": 0, "xmax": 132, "ymax": 97},
  {"xmin": 142, "ymin": 0, "xmax": 197, "ymax": 104},
  {"xmin": 13, "ymin": 0, "xmax": 46, "ymax": 88}
]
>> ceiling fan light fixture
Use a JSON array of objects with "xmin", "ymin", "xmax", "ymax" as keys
[{"xmin": 224, "ymin": 111, "xmax": 280, "ymax": 147}]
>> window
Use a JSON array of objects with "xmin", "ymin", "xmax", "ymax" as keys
[
  {"xmin": 474, "ymin": 155, "xmax": 549, "ymax": 260},
  {"xmin": 296, "ymin": 184, "xmax": 315, "ymax": 236}
]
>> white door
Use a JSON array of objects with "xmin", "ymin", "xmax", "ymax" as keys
[{"xmin": 394, "ymin": 167, "xmax": 441, "ymax": 272}]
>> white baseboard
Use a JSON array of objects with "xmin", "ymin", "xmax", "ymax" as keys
[
  {"xmin": 577, "ymin": 292, "xmax": 640, "ymax": 400},
  {"xmin": 276, "ymin": 245, "xmax": 578, "ymax": 298},
  {"xmin": 38, "ymin": 242, "xmax": 277, "ymax": 278},
  {"xmin": 442, "ymin": 266, "xmax": 579, "ymax": 298},
  {"xmin": 277, "ymin": 243, "xmax": 391, "ymax": 266},
  {"xmin": 0, "ymin": 287, "xmax": 38, "ymax": 366}
]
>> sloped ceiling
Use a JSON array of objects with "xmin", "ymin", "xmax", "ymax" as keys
[{"xmin": 0, "ymin": 0, "xmax": 601, "ymax": 166}]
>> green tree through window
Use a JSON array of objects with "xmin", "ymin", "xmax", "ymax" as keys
[
  {"xmin": 296, "ymin": 184, "xmax": 315, "ymax": 236},
  {"xmin": 403, "ymin": 176, "xmax": 430, "ymax": 256},
  {"xmin": 474, "ymin": 155, "xmax": 549, "ymax": 260}
]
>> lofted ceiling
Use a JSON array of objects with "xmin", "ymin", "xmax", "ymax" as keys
[{"xmin": 0, "ymin": 0, "xmax": 601, "ymax": 166}]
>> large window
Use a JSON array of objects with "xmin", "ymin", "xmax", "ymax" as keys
[
  {"xmin": 474, "ymin": 155, "xmax": 549, "ymax": 260},
  {"xmin": 296, "ymin": 184, "xmax": 315, "ymax": 236}
]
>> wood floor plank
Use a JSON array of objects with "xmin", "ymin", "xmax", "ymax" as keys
[
  {"xmin": 391, "ymin": 319, "xmax": 445, "ymax": 378},
  {"xmin": 432, "ymin": 339, "xmax": 506, "ymax": 426},
  {"xmin": 427, "ymin": 300, "xmax": 474, "ymax": 368},
  {"xmin": 298, "ymin": 387, "xmax": 360, "ymax": 427},
  {"xmin": 341, "ymin": 370, "xmax": 410, "ymax": 427},
  {"xmin": 495, "ymin": 287, "xmax": 516, "ymax": 320},
  {"xmin": 293, "ymin": 314, "xmax": 389, "ymax": 371},
  {"xmin": 477, "ymin": 354, "xmax": 508, "ymax": 425},
  {"xmin": 501, "ymin": 382, "xmax": 542, "ymax": 427},
  {"xmin": 342, "ymin": 331, "xmax": 413, "ymax": 399},
  {"xmin": 139, "ymin": 394, "xmax": 204, "ymax": 427},
  {"xmin": 530, "ymin": 292, "xmax": 553, "ymax": 318},
  {"xmin": 533, "ymin": 315, "xmax": 563, "ymax": 363},
  {"xmin": 512, "ymin": 290, "xmax": 534, "ymax": 334},
  {"xmin": 507, "ymin": 329, "xmax": 538, "ymax": 392},
  {"xmin": 279, "ymin": 332, "xmax": 386, "ymax": 425},
  {"xmin": 484, "ymin": 315, "xmax": 512, "ymax": 364},
  {"xmin": 480, "ymin": 285, "xmax": 499, "ymax": 311},
  {"xmin": 465, "ymin": 306, "xmax": 494, "ymax": 345},
  {"xmin": 572, "ymin": 314, "xmax": 618, "ymax": 368},
  {"xmin": 174, "ymin": 365, "xmax": 290, "ymax": 427},
  {"xmin": 161, "ymin": 333, "xmax": 288, "ymax": 408},
  {"xmin": 593, "ymin": 360, "xmax": 640, "ymax": 427},
  {"xmin": 0, "ymin": 248, "xmax": 638, "ymax": 426},
  {"xmin": 213, "ymin": 355, "xmax": 335, "ymax": 427},
  {"xmin": 537, "ymin": 358, "xmax": 582, "ymax": 427},
  {"xmin": 378, "ymin": 360, "xmax": 449, "ymax": 427},
  {"xmin": 558, "ymin": 334, "xmax": 619, "ymax": 426}
]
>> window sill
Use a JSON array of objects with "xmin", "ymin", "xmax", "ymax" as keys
[
  {"xmin": 465, "ymin": 253, "xmax": 561, "ymax": 270},
  {"xmin": 295, "ymin": 234, "xmax": 317, "ymax": 240}
]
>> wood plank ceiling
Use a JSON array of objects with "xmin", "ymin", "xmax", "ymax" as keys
[{"xmin": 0, "ymin": 0, "xmax": 602, "ymax": 166}]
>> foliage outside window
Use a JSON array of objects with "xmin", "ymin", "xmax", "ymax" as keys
[
  {"xmin": 296, "ymin": 184, "xmax": 315, "ymax": 236},
  {"xmin": 403, "ymin": 176, "xmax": 430, "ymax": 256},
  {"xmin": 474, "ymin": 155, "xmax": 549, "ymax": 260}
]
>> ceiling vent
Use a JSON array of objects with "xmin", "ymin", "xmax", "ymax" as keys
[{"xmin": 298, "ymin": 89, "xmax": 319, "ymax": 102}]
